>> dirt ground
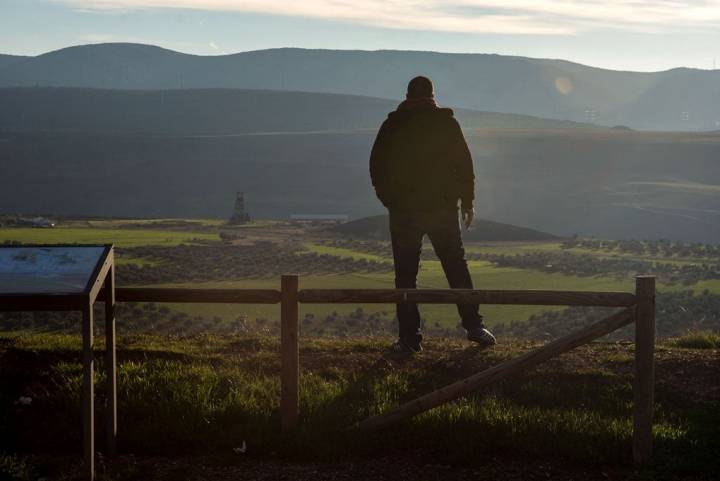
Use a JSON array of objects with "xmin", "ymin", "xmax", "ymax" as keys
[{"xmin": 102, "ymin": 454, "xmax": 641, "ymax": 481}]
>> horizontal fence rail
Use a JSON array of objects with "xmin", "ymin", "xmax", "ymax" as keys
[
  {"xmin": 103, "ymin": 287, "xmax": 636, "ymax": 307},
  {"xmin": 111, "ymin": 287, "xmax": 281, "ymax": 304},
  {"xmin": 298, "ymin": 288, "xmax": 637, "ymax": 306}
]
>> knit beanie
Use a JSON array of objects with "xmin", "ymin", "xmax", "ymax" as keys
[{"xmin": 406, "ymin": 76, "xmax": 434, "ymax": 99}]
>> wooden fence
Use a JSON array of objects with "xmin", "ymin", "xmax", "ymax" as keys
[{"xmin": 109, "ymin": 275, "xmax": 655, "ymax": 464}]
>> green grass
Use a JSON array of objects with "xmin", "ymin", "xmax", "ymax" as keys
[
  {"xmin": 0, "ymin": 227, "xmax": 219, "ymax": 247},
  {"xmin": 1, "ymin": 333, "xmax": 717, "ymax": 480},
  {"xmin": 305, "ymin": 243, "xmax": 390, "ymax": 263},
  {"xmin": 305, "ymin": 240, "xmax": 701, "ymax": 292},
  {"xmin": 0, "ymin": 454, "xmax": 36, "ymax": 481},
  {"xmin": 667, "ymin": 331, "xmax": 720, "ymax": 349},
  {"xmin": 223, "ymin": 219, "xmax": 288, "ymax": 228},
  {"xmin": 465, "ymin": 241, "xmax": 715, "ymax": 266},
  {"xmin": 82, "ymin": 218, "xmax": 224, "ymax": 228},
  {"xmin": 691, "ymin": 279, "xmax": 720, "ymax": 293},
  {"xmin": 465, "ymin": 241, "xmax": 567, "ymax": 256}
]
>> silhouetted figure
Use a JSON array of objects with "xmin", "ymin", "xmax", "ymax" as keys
[{"xmin": 370, "ymin": 76, "xmax": 496, "ymax": 353}]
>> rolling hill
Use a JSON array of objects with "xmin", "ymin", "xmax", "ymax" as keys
[
  {"xmin": 0, "ymin": 87, "xmax": 590, "ymax": 134},
  {"xmin": 0, "ymin": 54, "xmax": 25, "ymax": 70},
  {"xmin": 1, "ymin": 86, "xmax": 719, "ymax": 243},
  {"xmin": 2, "ymin": 126, "xmax": 719, "ymax": 242},
  {"xmin": 328, "ymin": 215, "xmax": 562, "ymax": 241},
  {"xmin": 1, "ymin": 43, "xmax": 720, "ymax": 131}
]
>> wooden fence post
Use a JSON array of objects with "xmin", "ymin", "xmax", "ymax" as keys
[
  {"xmin": 280, "ymin": 275, "xmax": 299, "ymax": 432},
  {"xmin": 633, "ymin": 275, "xmax": 656, "ymax": 465}
]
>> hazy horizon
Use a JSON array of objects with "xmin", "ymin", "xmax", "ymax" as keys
[
  {"xmin": 2, "ymin": 0, "xmax": 720, "ymax": 72},
  {"xmin": 4, "ymin": 40, "xmax": 720, "ymax": 76}
]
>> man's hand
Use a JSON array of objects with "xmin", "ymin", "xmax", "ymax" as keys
[{"xmin": 461, "ymin": 207, "xmax": 475, "ymax": 230}]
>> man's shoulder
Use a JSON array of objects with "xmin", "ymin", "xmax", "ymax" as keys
[
  {"xmin": 434, "ymin": 108, "xmax": 458, "ymax": 126},
  {"xmin": 428, "ymin": 108, "xmax": 461, "ymax": 132},
  {"xmin": 386, "ymin": 107, "xmax": 457, "ymax": 124}
]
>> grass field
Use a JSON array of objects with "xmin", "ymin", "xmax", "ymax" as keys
[
  {"xmin": 81, "ymin": 218, "xmax": 225, "ymax": 228},
  {"xmin": 2, "ymin": 221, "xmax": 715, "ymax": 328},
  {"xmin": 0, "ymin": 226, "xmax": 219, "ymax": 248},
  {"xmin": 1, "ymin": 332, "xmax": 718, "ymax": 480},
  {"xmin": 307, "ymin": 241, "xmax": 713, "ymax": 278},
  {"xmin": 470, "ymin": 245, "xmax": 715, "ymax": 267}
]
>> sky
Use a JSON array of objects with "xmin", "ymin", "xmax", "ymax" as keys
[{"xmin": 1, "ymin": 0, "xmax": 720, "ymax": 72}]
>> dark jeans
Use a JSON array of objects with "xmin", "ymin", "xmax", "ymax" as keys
[{"xmin": 389, "ymin": 208, "xmax": 483, "ymax": 347}]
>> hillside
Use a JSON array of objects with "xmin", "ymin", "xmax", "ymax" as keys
[
  {"xmin": 328, "ymin": 214, "xmax": 562, "ymax": 241},
  {"xmin": 1, "ymin": 43, "xmax": 720, "ymax": 130},
  {"xmin": 0, "ymin": 54, "xmax": 25, "ymax": 70},
  {"xmin": 1, "ymin": 333, "xmax": 718, "ymax": 480},
  {"xmin": 0, "ymin": 87, "xmax": 591, "ymax": 134},
  {"xmin": 2, "ymin": 128, "xmax": 719, "ymax": 242}
]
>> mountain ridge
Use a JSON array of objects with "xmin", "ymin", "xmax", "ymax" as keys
[
  {"xmin": 0, "ymin": 87, "xmax": 594, "ymax": 134},
  {"xmin": 9, "ymin": 42, "xmax": 711, "ymax": 75},
  {"xmin": 2, "ymin": 43, "xmax": 719, "ymax": 130}
]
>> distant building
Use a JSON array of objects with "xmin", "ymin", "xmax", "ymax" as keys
[
  {"xmin": 16, "ymin": 217, "xmax": 56, "ymax": 228},
  {"xmin": 583, "ymin": 108, "xmax": 597, "ymax": 123},
  {"xmin": 290, "ymin": 214, "xmax": 349, "ymax": 224},
  {"xmin": 228, "ymin": 192, "xmax": 251, "ymax": 225}
]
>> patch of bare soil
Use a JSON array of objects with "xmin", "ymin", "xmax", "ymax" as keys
[{"xmin": 105, "ymin": 454, "xmax": 641, "ymax": 481}]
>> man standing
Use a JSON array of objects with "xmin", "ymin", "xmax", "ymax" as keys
[{"xmin": 370, "ymin": 76, "xmax": 496, "ymax": 353}]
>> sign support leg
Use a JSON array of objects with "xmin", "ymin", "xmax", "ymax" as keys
[
  {"xmin": 104, "ymin": 267, "xmax": 117, "ymax": 457},
  {"xmin": 82, "ymin": 301, "xmax": 95, "ymax": 481}
]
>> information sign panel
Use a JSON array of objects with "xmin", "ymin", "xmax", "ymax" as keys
[
  {"xmin": 0, "ymin": 246, "xmax": 106, "ymax": 294},
  {"xmin": 0, "ymin": 244, "xmax": 115, "ymax": 481}
]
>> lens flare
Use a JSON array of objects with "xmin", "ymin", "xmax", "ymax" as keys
[{"xmin": 554, "ymin": 76, "xmax": 573, "ymax": 95}]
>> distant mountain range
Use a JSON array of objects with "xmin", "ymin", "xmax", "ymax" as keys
[
  {"xmin": 0, "ymin": 87, "xmax": 591, "ymax": 134},
  {"xmin": 1, "ymin": 43, "xmax": 719, "ymax": 131},
  {"xmin": 0, "ymin": 54, "xmax": 24, "ymax": 70}
]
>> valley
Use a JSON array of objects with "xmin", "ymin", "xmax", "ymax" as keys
[{"xmin": 1, "ymin": 217, "xmax": 718, "ymax": 339}]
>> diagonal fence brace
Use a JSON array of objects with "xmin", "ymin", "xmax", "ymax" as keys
[{"xmin": 356, "ymin": 307, "xmax": 635, "ymax": 432}]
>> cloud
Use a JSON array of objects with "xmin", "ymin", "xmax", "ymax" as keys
[
  {"xmin": 76, "ymin": 33, "xmax": 157, "ymax": 44},
  {"xmin": 74, "ymin": 32, "xmax": 221, "ymax": 53},
  {"xmin": 51, "ymin": 0, "xmax": 720, "ymax": 35},
  {"xmin": 76, "ymin": 33, "xmax": 119, "ymax": 43}
]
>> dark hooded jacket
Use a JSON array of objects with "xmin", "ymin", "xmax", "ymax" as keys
[{"xmin": 369, "ymin": 103, "xmax": 475, "ymax": 211}]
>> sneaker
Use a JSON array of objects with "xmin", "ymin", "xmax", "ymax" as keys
[
  {"xmin": 390, "ymin": 339, "xmax": 423, "ymax": 354},
  {"xmin": 467, "ymin": 327, "xmax": 496, "ymax": 347}
]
